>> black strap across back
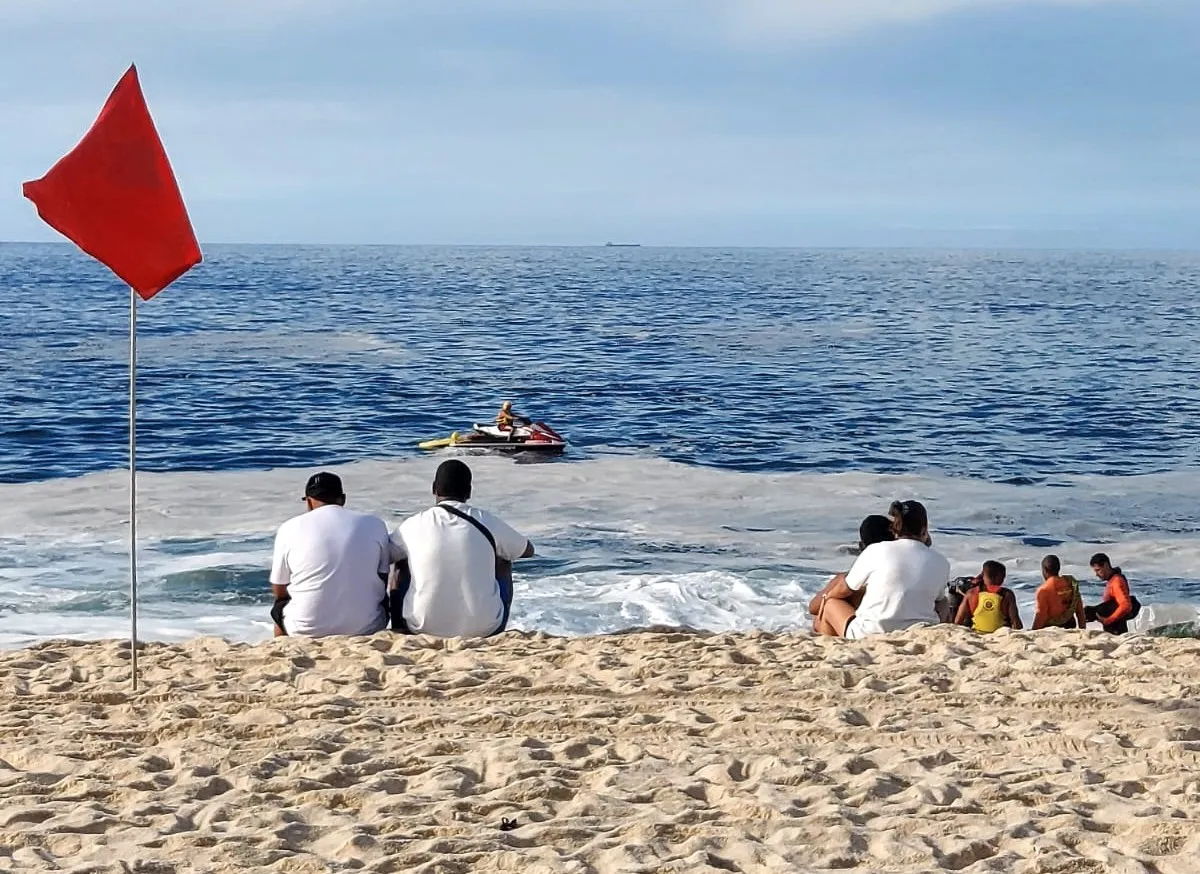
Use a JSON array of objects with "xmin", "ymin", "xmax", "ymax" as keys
[{"xmin": 438, "ymin": 502, "xmax": 497, "ymax": 554}]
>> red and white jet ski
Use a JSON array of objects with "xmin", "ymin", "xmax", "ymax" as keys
[{"xmin": 418, "ymin": 420, "xmax": 567, "ymax": 454}]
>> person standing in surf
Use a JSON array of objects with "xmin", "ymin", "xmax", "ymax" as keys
[{"xmin": 814, "ymin": 500, "xmax": 950, "ymax": 639}]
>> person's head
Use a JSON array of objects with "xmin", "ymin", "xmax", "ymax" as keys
[
  {"xmin": 433, "ymin": 459, "xmax": 472, "ymax": 503},
  {"xmin": 501, "ymin": 401, "xmax": 512, "ymax": 411},
  {"xmin": 1090, "ymin": 552, "xmax": 1113, "ymax": 579},
  {"xmin": 1041, "ymin": 554, "xmax": 1061, "ymax": 579},
  {"xmin": 303, "ymin": 471, "xmax": 345, "ymax": 510},
  {"xmin": 981, "ymin": 560, "xmax": 1006, "ymax": 587},
  {"xmin": 858, "ymin": 514, "xmax": 895, "ymax": 552},
  {"xmin": 889, "ymin": 500, "xmax": 929, "ymax": 541}
]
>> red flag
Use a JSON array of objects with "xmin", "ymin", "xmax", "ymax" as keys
[{"xmin": 23, "ymin": 65, "xmax": 201, "ymax": 300}]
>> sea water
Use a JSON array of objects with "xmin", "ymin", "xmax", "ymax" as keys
[{"xmin": 2, "ymin": 244, "xmax": 1199, "ymax": 646}]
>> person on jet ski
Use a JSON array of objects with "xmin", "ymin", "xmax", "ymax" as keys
[{"xmin": 495, "ymin": 401, "xmax": 532, "ymax": 432}]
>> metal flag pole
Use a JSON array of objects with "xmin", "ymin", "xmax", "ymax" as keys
[
  {"xmin": 129, "ymin": 288, "xmax": 139, "ymax": 690},
  {"xmin": 20, "ymin": 67, "xmax": 203, "ymax": 695}
]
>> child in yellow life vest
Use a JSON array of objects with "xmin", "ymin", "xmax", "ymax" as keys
[{"xmin": 953, "ymin": 560, "xmax": 1023, "ymax": 632}]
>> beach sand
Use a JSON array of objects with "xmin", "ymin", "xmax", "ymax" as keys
[{"xmin": 1, "ymin": 627, "xmax": 1198, "ymax": 873}]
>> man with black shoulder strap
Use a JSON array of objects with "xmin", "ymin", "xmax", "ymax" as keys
[{"xmin": 388, "ymin": 459, "xmax": 534, "ymax": 637}]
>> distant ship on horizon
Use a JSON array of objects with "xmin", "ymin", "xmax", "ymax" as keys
[{"xmin": 604, "ymin": 242, "xmax": 642, "ymax": 248}]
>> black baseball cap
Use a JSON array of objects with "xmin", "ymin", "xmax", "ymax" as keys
[{"xmin": 303, "ymin": 472, "xmax": 344, "ymax": 502}]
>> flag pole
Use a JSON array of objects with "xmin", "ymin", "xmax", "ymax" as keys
[
  {"xmin": 129, "ymin": 288, "xmax": 139, "ymax": 690},
  {"xmin": 20, "ymin": 65, "xmax": 202, "ymax": 693}
]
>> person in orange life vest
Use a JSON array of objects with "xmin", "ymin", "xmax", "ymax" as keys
[
  {"xmin": 1084, "ymin": 553, "xmax": 1141, "ymax": 634},
  {"xmin": 954, "ymin": 560, "xmax": 1023, "ymax": 632},
  {"xmin": 1033, "ymin": 554, "xmax": 1086, "ymax": 630},
  {"xmin": 495, "ymin": 401, "xmax": 532, "ymax": 434}
]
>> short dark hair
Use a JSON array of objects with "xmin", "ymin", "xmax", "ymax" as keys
[
  {"xmin": 981, "ymin": 560, "xmax": 1006, "ymax": 584},
  {"xmin": 1089, "ymin": 552, "xmax": 1110, "ymax": 567},
  {"xmin": 1042, "ymin": 554, "xmax": 1061, "ymax": 576},
  {"xmin": 433, "ymin": 459, "xmax": 472, "ymax": 502},
  {"xmin": 304, "ymin": 471, "xmax": 344, "ymax": 503},
  {"xmin": 858, "ymin": 515, "xmax": 894, "ymax": 550},
  {"xmin": 889, "ymin": 500, "xmax": 928, "ymax": 539}
]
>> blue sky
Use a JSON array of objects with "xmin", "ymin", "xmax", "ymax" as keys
[{"xmin": 1, "ymin": 0, "xmax": 1197, "ymax": 246}]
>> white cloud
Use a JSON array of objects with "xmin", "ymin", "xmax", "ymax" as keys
[
  {"xmin": 388, "ymin": 0, "xmax": 1133, "ymax": 47},
  {"xmin": 734, "ymin": 0, "xmax": 1118, "ymax": 35},
  {"xmin": 680, "ymin": 0, "xmax": 1130, "ymax": 46},
  {"xmin": 0, "ymin": 0, "xmax": 1185, "ymax": 245}
]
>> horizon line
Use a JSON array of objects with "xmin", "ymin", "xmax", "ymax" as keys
[{"xmin": 3, "ymin": 240, "xmax": 1199, "ymax": 254}]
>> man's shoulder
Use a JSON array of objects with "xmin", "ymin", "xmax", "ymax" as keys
[
  {"xmin": 471, "ymin": 504, "xmax": 511, "ymax": 527},
  {"xmin": 436, "ymin": 501, "xmax": 508, "ymax": 527},
  {"xmin": 344, "ymin": 508, "xmax": 389, "ymax": 534},
  {"xmin": 303, "ymin": 506, "xmax": 389, "ymax": 540},
  {"xmin": 403, "ymin": 505, "xmax": 440, "ymax": 523},
  {"xmin": 396, "ymin": 506, "xmax": 439, "ymax": 535},
  {"xmin": 276, "ymin": 511, "xmax": 312, "ymax": 538}
]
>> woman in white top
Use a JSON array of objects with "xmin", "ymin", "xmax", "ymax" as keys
[{"xmin": 814, "ymin": 500, "xmax": 950, "ymax": 639}]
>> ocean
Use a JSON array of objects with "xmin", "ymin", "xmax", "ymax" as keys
[{"xmin": 3, "ymin": 243, "xmax": 1199, "ymax": 647}]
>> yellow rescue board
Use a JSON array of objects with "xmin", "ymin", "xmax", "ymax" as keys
[{"xmin": 417, "ymin": 433, "xmax": 460, "ymax": 450}]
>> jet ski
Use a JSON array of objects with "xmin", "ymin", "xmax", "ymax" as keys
[{"xmin": 418, "ymin": 420, "xmax": 566, "ymax": 454}]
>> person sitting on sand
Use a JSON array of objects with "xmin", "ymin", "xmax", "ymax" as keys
[
  {"xmin": 940, "ymin": 574, "xmax": 982, "ymax": 624},
  {"xmin": 889, "ymin": 499, "xmax": 933, "ymax": 547},
  {"xmin": 388, "ymin": 459, "xmax": 534, "ymax": 638},
  {"xmin": 814, "ymin": 500, "xmax": 950, "ymax": 639},
  {"xmin": 954, "ymin": 560, "xmax": 1023, "ymax": 632},
  {"xmin": 1032, "ymin": 554, "xmax": 1085, "ymax": 630},
  {"xmin": 807, "ymin": 514, "xmax": 894, "ymax": 626},
  {"xmin": 269, "ymin": 472, "xmax": 392, "ymax": 638},
  {"xmin": 1084, "ymin": 553, "xmax": 1141, "ymax": 634}
]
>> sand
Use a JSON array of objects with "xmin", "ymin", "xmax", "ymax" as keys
[{"xmin": 1, "ymin": 627, "xmax": 1199, "ymax": 873}]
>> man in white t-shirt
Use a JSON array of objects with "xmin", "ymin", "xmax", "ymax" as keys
[
  {"xmin": 389, "ymin": 459, "xmax": 534, "ymax": 638},
  {"xmin": 269, "ymin": 472, "xmax": 391, "ymax": 638},
  {"xmin": 815, "ymin": 500, "xmax": 950, "ymax": 639}
]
